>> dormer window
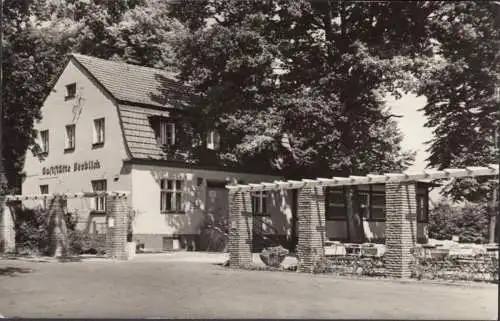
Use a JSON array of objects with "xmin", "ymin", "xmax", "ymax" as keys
[
  {"xmin": 65, "ymin": 83, "xmax": 76, "ymax": 100},
  {"xmin": 207, "ymin": 130, "xmax": 220, "ymax": 150},
  {"xmin": 160, "ymin": 120, "xmax": 175, "ymax": 146}
]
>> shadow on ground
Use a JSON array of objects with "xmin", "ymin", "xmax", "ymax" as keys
[
  {"xmin": 0, "ymin": 266, "xmax": 33, "ymax": 277},
  {"xmin": 56, "ymin": 256, "xmax": 108, "ymax": 263}
]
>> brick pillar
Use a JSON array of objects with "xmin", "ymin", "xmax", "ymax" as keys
[
  {"xmin": 106, "ymin": 195, "xmax": 128, "ymax": 260},
  {"xmin": 228, "ymin": 190, "xmax": 253, "ymax": 268},
  {"xmin": 0, "ymin": 196, "xmax": 16, "ymax": 253},
  {"xmin": 385, "ymin": 182, "xmax": 417, "ymax": 278},
  {"xmin": 47, "ymin": 196, "xmax": 69, "ymax": 257},
  {"xmin": 297, "ymin": 186, "xmax": 326, "ymax": 273}
]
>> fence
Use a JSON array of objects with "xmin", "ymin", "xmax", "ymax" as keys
[{"xmin": 319, "ymin": 247, "xmax": 498, "ymax": 283}]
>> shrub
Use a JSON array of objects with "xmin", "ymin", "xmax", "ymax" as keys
[
  {"xmin": 200, "ymin": 215, "xmax": 229, "ymax": 252},
  {"xmin": 68, "ymin": 230, "xmax": 106, "ymax": 255},
  {"xmin": 14, "ymin": 207, "xmax": 51, "ymax": 255},
  {"xmin": 428, "ymin": 201, "xmax": 491, "ymax": 243}
]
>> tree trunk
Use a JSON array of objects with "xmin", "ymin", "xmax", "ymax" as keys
[
  {"xmin": 345, "ymin": 186, "xmax": 365, "ymax": 243},
  {"xmin": 488, "ymin": 186, "xmax": 498, "ymax": 244}
]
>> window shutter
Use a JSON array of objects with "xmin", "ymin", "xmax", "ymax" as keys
[
  {"xmin": 89, "ymin": 196, "xmax": 96, "ymax": 211},
  {"xmin": 101, "ymin": 119, "xmax": 105, "ymax": 143},
  {"xmin": 93, "ymin": 120, "xmax": 97, "ymax": 143}
]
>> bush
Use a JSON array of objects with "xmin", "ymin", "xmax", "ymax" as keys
[
  {"xmin": 428, "ymin": 201, "xmax": 491, "ymax": 243},
  {"xmin": 14, "ymin": 207, "xmax": 51, "ymax": 255},
  {"xmin": 68, "ymin": 230, "xmax": 106, "ymax": 255}
]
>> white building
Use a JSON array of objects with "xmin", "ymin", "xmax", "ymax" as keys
[{"xmin": 21, "ymin": 54, "xmax": 291, "ymax": 251}]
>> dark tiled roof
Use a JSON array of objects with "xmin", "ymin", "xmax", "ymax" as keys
[
  {"xmin": 72, "ymin": 53, "xmax": 195, "ymax": 109},
  {"xmin": 118, "ymin": 104, "xmax": 167, "ymax": 159}
]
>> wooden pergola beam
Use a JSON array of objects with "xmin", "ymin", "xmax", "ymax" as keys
[
  {"xmin": 227, "ymin": 164, "xmax": 499, "ymax": 193},
  {"xmin": 5, "ymin": 191, "xmax": 130, "ymax": 201}
]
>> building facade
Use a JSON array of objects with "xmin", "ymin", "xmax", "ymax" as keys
[{"xmin": 21, "ymin": 54, "xmax": 430, "ymax": 252}]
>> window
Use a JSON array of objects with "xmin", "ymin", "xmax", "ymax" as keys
[
  {"xmin": 160, "ymin": 179, "xmax": 184, "ymax": 213},
  {"xmin": 159, "ymin": 121, "xmax": 175, "ymax": 146},
  {"xmin": 65, "ymin": 124, "xmax": 76, "ymax": 150},
  {"xmin": 207, "ymin": 130, "xmax": 220, "ymax": 150},
  {"xmin": 370, "ymin": 193, "xmax": 386, "ymax": 220},
  {"xmin": 40, "ymin": 185, "xmax": 49, "ymax": 209},
  {"xmin": 65, "ymin": 83, "xmax": 76, "ymax": 99},
  {"xmin": 92, "ymin": 180, "xmax": 107, "ymax": 212},
  {"xmin": 325, "ymin": 188, "xmax": 347, "ymax": 220},
  {"xmin": 40, "ymin": 130, "xmax": 49, "ymax": 154},
  {"xmin": 326, "ymin": 186, "xmax": 386, "ymax": 221},
  {"xmin": 417, "ymin": 194, "xmax": 429, "ymax": 222},
  {"xmin": 251, "ymin": 191, "xmax": 268, "ymax": 215},
  {"xmin": 93, "ymin": 118, "xmax": 105, "ymax": 146}
]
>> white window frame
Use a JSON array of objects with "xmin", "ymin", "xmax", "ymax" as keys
[
  {"xmin": 65, "ymin": 124, "xmax": 76, "ymax": 150},
  {"xmin": 93, "ymin": 118, "xmax": 105, "ymax": 145},
  {"xmin": 92, "ymin": 180, "xmax": 107, "ymax": 212},
  {"xmin": 206, "ymin": 130, "xmax": 220, "ymax": 150},
  {"xmin": 40, "ymin": 130, "xmax": 49, "ymax": 154},
  {"xmin": 358, "ymin": 191, "xmax": 370, "ymax": 219},
  {"xmin": 160, "ymin": 179, "xmax": 184, "ymax": 213},
  {"xmin": 159, "ymin": 121, "xmax": 175, "ymax": 146},
  {"xmin": 40, "ymin": 185, "xmax": 49, "ymax": 210}
]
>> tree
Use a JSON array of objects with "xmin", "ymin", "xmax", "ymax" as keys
[
  {"xmin": 418, "ymin": 2, "xmax": 499, "ymax": 203},
  {"xmin": 170, "ymin": 0, "xmax": 454, "ymax": 241},
  {"xmin": 171, "ymin": 0, "xmax": 442, "ymax": 180},
  {"xmin": 0, "ymin": 0, "xmax": 186, "ymax": 193},
  {"xmin": 428, "ymin": 201, "xmax": 493, "ymax": 244},
  {"xmin": 1, "ymin": 0, "xmax": 66, "ymax": 193}
]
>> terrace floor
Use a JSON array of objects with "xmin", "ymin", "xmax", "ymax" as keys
[{"xmin": 0, "ymin": 253, "xmax": 497, "ymax": 319}]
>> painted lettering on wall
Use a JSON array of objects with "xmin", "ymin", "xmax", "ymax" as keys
[{"xmin": 42, "ymin": 160, "xmax": 101, "ymax": 176}]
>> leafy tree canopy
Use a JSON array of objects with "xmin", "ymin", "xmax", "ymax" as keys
[
  {"xmin": 417, "ymin": 1, "xmax": 499, "ymax": 202},
  {"xmin": 170, "ymin": 0, "xmax": 453, "ymax": 178}
]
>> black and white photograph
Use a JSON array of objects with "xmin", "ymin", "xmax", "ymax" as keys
[{"xmin": 0, "ymin": 0, "xmax": 498, "ymax": 319}]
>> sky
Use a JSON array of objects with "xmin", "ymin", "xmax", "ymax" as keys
[
  {"xmin": 386, "ymin": 94, "xmax": 445, "ymax": 202},
  {"xmin": 386, "ymin": 93, "xmax": 432, "ymax": 172}
]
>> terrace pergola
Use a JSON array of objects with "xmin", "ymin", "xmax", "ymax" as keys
[{"xmin": 226, "ymin": 165, "xmax": 499, "ymax": 278}]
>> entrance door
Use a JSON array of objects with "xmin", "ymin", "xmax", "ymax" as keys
[
  {"xmin": 204, "ymin": 181, "xmax": 229, "ymax": 251},
  {"xmin": 206, "ymin": 181, "xmax": 228, "ymax": 225}
]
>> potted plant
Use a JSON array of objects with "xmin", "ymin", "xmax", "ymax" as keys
[{"xmin": 260, "ymin": 245, "xmax": 289, "ymax": 268}]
